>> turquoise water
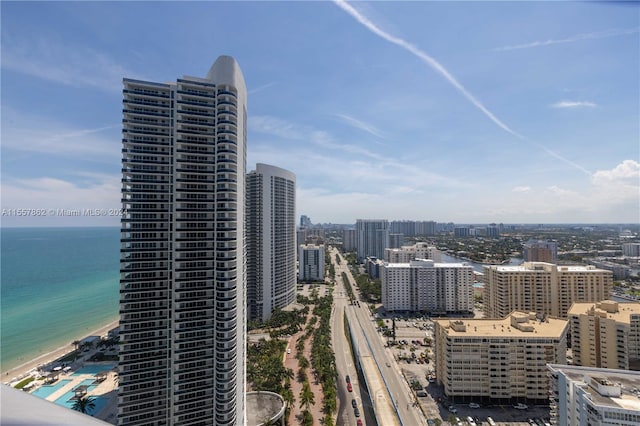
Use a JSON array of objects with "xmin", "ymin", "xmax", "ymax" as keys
[
  {"xmin": 1, "ymin": 227, "xmax": 120, "ymax": 373},
  {"xmin": 31, "ymin": 379, "xmax": 72, "ymax": 398},
  {"xmin": 55, "ymin": 395, "xmax": 109, "ymax": 415},
  {"xmin": 73, "ymin": 364, "xmax": 116, "ymax": 376}
]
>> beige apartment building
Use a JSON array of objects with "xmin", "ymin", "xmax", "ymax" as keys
[
  {"xmin": 569, "ymin": 301, "xmax": 640, "ymax": 371},
  {"xmin": 434, "ymin": 312, "xmax": 568, "ymax": 404},
  {"xmin": 484, "ymin": 262, "xmax": 612, "ymax": 319}
]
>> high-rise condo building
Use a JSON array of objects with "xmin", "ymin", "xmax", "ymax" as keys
[
  {"xmin": 548, "ymin": 364, "xmax": 640, "ymax": 426},
  {"xmin": 356, "ymin": 219, "xmax": 389, "ymax": 261},
  {"xmin": 522, "ymin": 239, "xmax": 558, "ymax": 263},
  {"xmin": 246, "ymin": 163, "xmax": 296, "ymax": 323},
  {"xmin": 434, "ymin": 312, "xmax": 568, "ymax": 403},
  {"xmin": 483, "ymin": 262, "xmax": 612, "ymax": 319},
  {"xmin": 381, "ymin": 259, "xmax": 474, "ymax": 313},
  {"xmin": 623, "ymin": 242, "xmax": 640, "ymax": 257},
  {"xmin": 342, "ymin": 229, "xmax": 357, "ymax": 252},
  {"xmin": 119, "ymin": 56, "xmax": 247, "ymax": 426},
  {"xmin": 298, "ymin": 244, "xmax": 325, "ymax": 281},
  {"xmin": 568, "ymin": 301, "xmax": 640, "ymax": 371}
]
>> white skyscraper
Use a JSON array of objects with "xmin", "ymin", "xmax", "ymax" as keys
[
  {"xmin": 119, "ymin": 56, "xmax": 247, "ymax": 425},
  {"xmin": 298, "ymin": 244, "xmax": 325, "ymax": 281},
  {"xmin": 246, "ymin": 163, "xmax": 296, "ymax": 323}
]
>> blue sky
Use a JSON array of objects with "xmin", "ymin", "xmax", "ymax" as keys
[{"xmin": 1, "ymin": 1, "xmax": 639, "ymax": 227}]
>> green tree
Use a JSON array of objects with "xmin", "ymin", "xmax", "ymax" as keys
[
  {"xmin": 301, "ymin": 410, "xmax": 313, "ymax": 426},
  {"xmin": 299, "ymin": 381, "xmax": 315, "ymax": 411},
  {"xmin": 71, "ymin": 395, "xmax": 96, "ymax": 415}
]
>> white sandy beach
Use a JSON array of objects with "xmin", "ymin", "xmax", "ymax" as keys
[{"xmin": 2, "ymin": 320, "xmax": 119, "ymax": 383}]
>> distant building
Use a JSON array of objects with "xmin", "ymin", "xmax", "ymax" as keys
[
  {"xmin": 384, "ymin": 242, "xmax": 442, "ymax": 263},
  {"xmin": 523, "ymin": 239, "xmax": 558, "ymax": 263},
  {"xmin": 435, "ymin": 312, "xmax": 568, "ymax": 403},
  {"xmin": 299, "ymin": 244, "xmax": 325, "ymax": 281},
  {"xmin": 365, "ymin": 256, "xmax": 384, "ymax": 279},
  {"xmin": 388, "ymin": 233, "xmax": 405, "ymax": 249},
  {"xmin": 548, "ymin": 364, "xmax": 640, "ymax": 426},
  {"xmin": 300, "ymin": 214, "xmax": 312, "ymax": 227},
  {"xmin": 569, "ymin": 301, "xmax": 640, "ymax": 371},
  {"xmin": 382, "ymin": 259, "xmax": 474, "ymax": 313},
  {"xmin": 454, "ymin": 226, "xmax": 470, "ymax": 237},
  {"xmin": 483, "ymin": 262, "xmax": 612, "ymax": 319},
  {"xmin": 486, "ymin": 223, "xmax": 500, "ymax": 238},
  {"xmin": 246, "ymin": 163, "xmax": 297, "ymax": 323},
  {"xmin": 356, "ymin": 219, "xmax": 389, "ymax": 261},
  {"xmin": 589, "ymin": 260, "xmax": 631, "ymax": 279},
  {"xmin": 623, "ymin": 243, "xmax": 640, "ymax": 257},
  {"xmin": 342, "ymin": 228, "xmax": 357, "ymax": 252}
]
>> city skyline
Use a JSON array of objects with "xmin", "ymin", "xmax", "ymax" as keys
[{"xmin": 2, "ymin": 1, "xmax": 639, "ymax": 226}]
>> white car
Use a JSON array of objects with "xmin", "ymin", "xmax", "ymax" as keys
[
  {"xmin": 448, "ymin": 406, "xmax": 458, "ymax": 413},
  {"xmin": 286, "ymin": 348, "xmax": 291, "ymax": 354},
  {"xmin": 469, "ymin": 402, "xmax": 480, "ymax": 409},
  {"xmin": 513, "ymin": 403, "xmax": 529, "ymax": 410}
]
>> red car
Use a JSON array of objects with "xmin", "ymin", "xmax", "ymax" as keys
[
  {"xmin": 347, "ymin": 382, "xmax": 353, "ymax": 392},
  {"xmin": 357, "ymin": 420, "xmax": 363, "ymax": 426}
]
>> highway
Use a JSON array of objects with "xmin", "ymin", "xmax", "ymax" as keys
[
  {"xmin": 330, "ymin": 248, "xmax": 428, "ymax": 426},
  {"xmin": 331, "ymin": 252, "xmax": 372, "ymax": 426}
]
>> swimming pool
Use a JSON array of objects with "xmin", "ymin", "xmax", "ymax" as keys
[
  {"xmin": 55, "ymin": 393, "xmax": 109, "ymax": 415},
  {"xmin": 31, "ymin": 379, "xmax": 72, "ymax": 399},
  {"xmin": 72, "ymin": 364, "xmax": 116, "ymax": 376}
]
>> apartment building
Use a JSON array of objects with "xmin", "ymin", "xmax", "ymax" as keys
[
  {"xmin": 381, "ymin": 259, "xmax": 474, "ymax": 313},
  {"xmin": 298, "ymin": 244, "xmax": 324, "ymax": 281},
  {"xmin": 119, "ymin": 56, "xmax": 246, "ymax": 425},
  {"xmin": 434, "ymin": 312, "xmax": 568, "ymax": 403},
  {"xmin": 384, "ymin": 242, "xmax": 442, "ymax": 263},
  {"xmin": 548, "ymin": 364, "xmax": 640, "ymax": 426},
  {"xmin": 246, "ymin": 163, "xmax": 297, "ymax": 323},
  {"xmin": 523, "ymin": 240, "xmax": 558, "ymax": 263},
  {"xmin": 568, "ymin": 301, "xmax": 640, "ymax": 370},
  {"xmin": 356, "ymin": 219, "xmax": 389, "ymax": 261},
  {"xmin": 483, "ymin": 262, "xmax": 612, "ymax": 319},
  {"xmin": 342, "ymin": 228, "xmax": 357, "ymax": 252}
]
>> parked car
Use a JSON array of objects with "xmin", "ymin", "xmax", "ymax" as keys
[
  {"xmin": 467, "ymin": 416, "xmax": 477, "ymax": 426},
  {"xmin": 346, "ymin": 375, "xmax": 351, "ymax": 383},
  {"xmin": 514, "ymin": 403, "xmax": 529, "ymax": 410},
  {"xmin": 448, "ymin": 405, "xmax": 458, "ymax": 413},
  {"xmin": 487, "ymin": 417, "xmax": 496, "ymax": 426},
  {"xmin": 469, "ymin": 402, "xmax": 480, "ymax": 409},
  {"xmin": 354, "ymin": 407, "xmax": 360, "ymax": 417},
  {"xmin": 352, "ymin": 399, "xmax": 357, "ymax": 408},
  {"xmin": 347, "ymin": 382, "xmax": 353, "ymax": 392},
  {"xmin": 356, "ymin": 420, "xmax": 363, "ymax": 426}
]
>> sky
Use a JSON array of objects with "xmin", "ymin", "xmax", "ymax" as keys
[{"xmin": 1, "ymin": 1, "xmax": 639, "ymax": 227}]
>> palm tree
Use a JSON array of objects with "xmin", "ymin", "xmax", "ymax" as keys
[
  {"xmin": 299, "ymin": 381, "xmax": 315, "ymax": 411},
  {"xmin": 72, "ymin": 395, "xmax": 96, "ymax": 415}
]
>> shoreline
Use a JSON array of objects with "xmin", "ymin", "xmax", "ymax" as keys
[{"xmin": 2, "ymin": 319, "xmax": 119, "ymax": 382}]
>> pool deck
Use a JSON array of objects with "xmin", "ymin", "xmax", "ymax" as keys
[{"xmin": 30, "ymin": 362, "xmax": 118, "ymax": 422}]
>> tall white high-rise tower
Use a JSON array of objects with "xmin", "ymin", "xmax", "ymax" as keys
[
  {"xmin": 119, "ymin": 56, "xmax": 247, "ymax": 425},
  {"xmin": 246, "ymin": 163, "xmax": 296, "ymax": 323}
]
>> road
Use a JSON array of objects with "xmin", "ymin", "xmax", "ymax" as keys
[
  {"xmin": 331, "ymin": 251, "xmax": 371, "ymax": 426},
  {"xmin": 330, "ymin": 248, "xmax": 427, "ymax": 426}
]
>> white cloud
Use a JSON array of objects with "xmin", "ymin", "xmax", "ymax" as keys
[
  {"xmin": 551, "ymin": 101, "xmax": 597, "ymax": 109},
  {"xmin": 1, "ymin": 175, "xmax": 121, "ymax": 227},
  {"xmin": 512, "ymin": 186, "xmax": 531, "ymax": 193},
  {"xmin": 1, "ymin": 108, "xmax": 120, "ymax": 160},
  {"xmin": 592, "ymin": 159, "xmax": 639, "ymax": 183},
  {"xmin": 1, "ymin": 35, "xmax": 142, "ymax": 92},
  {"xmin": 495, "ymin": 27, "xmax": 640, "ymax": 51}
]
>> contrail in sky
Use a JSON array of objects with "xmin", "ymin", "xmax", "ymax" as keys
[
  {"xmin": 333, "ymin": 0, "xmax": 592, "ymax": 175},
  {"xmin": 495, "ymin": 27, "xmax": 640, "ymax": 51}
]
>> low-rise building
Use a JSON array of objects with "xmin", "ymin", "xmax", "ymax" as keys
[
  {"xmin": 548, "ymin": 364, "xmax": 640, "ymax": 426},
  {"xmin": 435, "ymin": 312, "xmax": 568, "ymax": 404}
]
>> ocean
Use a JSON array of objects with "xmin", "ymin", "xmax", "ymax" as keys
[{"xmin": 1, "ymin": 227, "xmax": 120, "ymax": 373}]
